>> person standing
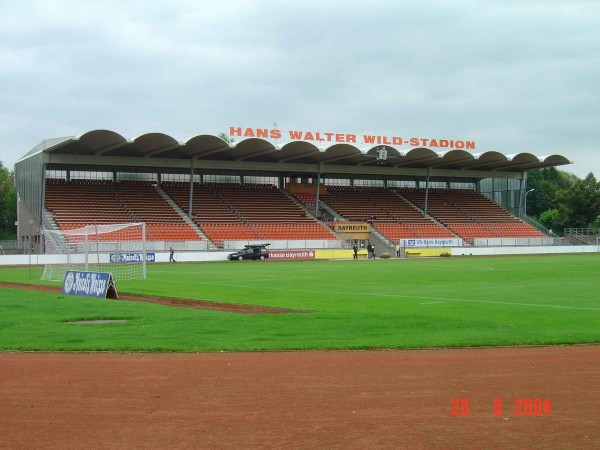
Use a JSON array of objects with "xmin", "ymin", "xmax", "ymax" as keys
[
  {"xmin": 367, "ymin": 242, "xmax": 373, "ymax": 259},
  {"xmin": 353, "ymin": 243, "xmax": 359, "ymax": 260},
  {"xmin": 169, "ymin": 247, "xmax": 176, "ymax": 263},
  {"xmin": 395, "ymin": 243, "xmax": 401, "ymax": 258}
]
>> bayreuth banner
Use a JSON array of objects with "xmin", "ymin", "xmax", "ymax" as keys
[{"xmin": 334, "ymin": 223, "xmax": 371, "ymax": 233}]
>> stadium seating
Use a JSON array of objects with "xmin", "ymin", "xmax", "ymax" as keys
[
  {"xmin": 45, "ymin": 179, "xmax": 544, "ymax": 247},
  {"xmin": 321, "ymin": 186, "xmax": 455, "ymax": 240},
  {"xmin": 397, "ymin": 188, "xmax": 544, "ymax": 241},
  {"xmin": 161, "ymin": 182, "xmax": 337, "ymax": 245},
  {"xmin": 45, "ymin": 179, "xmax": 131, "ymax": 225},
  {"xmin": 45, "ymin": 179, "xmax": 201, "ymax": 241},
  {"xmin": 293, "ymin": 192, "xmax": 316, "ymax": 206}
]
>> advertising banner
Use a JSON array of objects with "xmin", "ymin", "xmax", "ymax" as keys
[
  {"xmin": 334, "ymin": 223, "xmax": 370, "ymax": 233},
  {"xmin": 109, "ymin": 253, "xmax": 155, "ymax": 263},
  {"xmin": 403, "ymin": 238, "xmax": 463, "ymax": 247},
  {"xmin": 269, "ymin": 250, "xmax": 315, "ymax": 260},
  {"xmin": 62, "ymin": 271, "xmax": 118, "ymax": 299}
]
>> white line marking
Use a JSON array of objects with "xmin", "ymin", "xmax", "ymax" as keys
[
  {"xmin": 147, "ymin": 277, "xmax": 600, "ymax": 312},
  {"xmin": 409, "ymin": 295, "xmax": 600, "ymax": 312}
]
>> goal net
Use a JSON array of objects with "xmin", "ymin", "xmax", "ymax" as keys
[{"xmin": 41, "ymin": 223, "xmax": 147, "ymax": 282}]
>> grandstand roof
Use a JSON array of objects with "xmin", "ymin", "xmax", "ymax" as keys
[{"xmin": 19, "ymin": 129, "xmax": 572, "ymax": 179}]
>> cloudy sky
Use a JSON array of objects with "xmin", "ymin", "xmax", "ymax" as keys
[{"xmin": 1, "ymin": 0, "xmax": 599, "ymax": 178}]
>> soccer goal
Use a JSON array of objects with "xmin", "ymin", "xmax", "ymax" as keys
[{"xmin": 41, "ymin": 223, "xmax": 147, "ymax": 282}]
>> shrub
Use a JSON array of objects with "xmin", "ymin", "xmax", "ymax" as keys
[
  {"xmin": 380, "ymin": 252, "xmax": 391, "ymax": 259},
  {"xmin": 440, "ymin": 252, "xmax": 451, "ymax": 257}
]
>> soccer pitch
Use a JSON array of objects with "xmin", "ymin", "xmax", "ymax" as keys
[{"xmin": 0, "ymin": 254, "xmax": 599, "ymax": 351}]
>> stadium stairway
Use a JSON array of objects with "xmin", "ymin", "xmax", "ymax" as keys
[
  {"xmin": 393, "ymin": 190, "xmax": 461, "ymax": 239},
  {"xmin": 318, "ymin": 200, "xmax": 346, "ymax": 223},
  {"xmin": 154, "ymin": 185, "xmax": 218, "ymax": 250},
  {"xmin": 282, "ymin": 190, "xmax": 317, "ymax": 218},
  {"xmin": 282, "ymin": 190, "xmax": 340, "ymax": 230},
  {"xmin": 521, "ymin": 215, "xmax": 553, "ymax": 236},
  {"xmin": 43, "ymin": 210, "xmax": 59, "ymax": 232},
  {"xmin": 369, "ymin": 227, "xmax": 395, "ymax": 257}
]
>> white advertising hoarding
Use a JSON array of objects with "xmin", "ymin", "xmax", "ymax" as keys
[{"xmin": 403, "ymin": 238, "xmax": 463, "ymax": 247}]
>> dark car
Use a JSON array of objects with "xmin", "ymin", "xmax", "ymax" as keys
[{"xmin": 227, "ymin": 244, "xmax": 270, "ymax": 261}]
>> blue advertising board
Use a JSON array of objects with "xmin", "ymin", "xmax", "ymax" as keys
[
  {"xmin": 109, "ymin": 252, "xmax": 155, "ymax": 263},
  {"xmin": 62, "ymin": 271, "xmax": 118, "ymax": 299}
]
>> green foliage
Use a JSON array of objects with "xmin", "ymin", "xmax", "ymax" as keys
[
  {"xmin": 538, "ymin": 209, "xmax": 560, "ymax": 232},
  {"xmin": 0, "ymin": 162, "xmax": 17, "ymax": 239},
  {"xmin": 526, "ymin": 168, "xmax": 572, "ymax": 217},
  {"xmin": 528, "ymin": 168, "xmax": 600, "ymax": 232},
  {"xmin": 0, "ymin": 256, "xmax": 599, "ymax": 351},
  {"xmin": 555, "ymin": 172, "xmax": 600, "ymax": 229},
  {"xmin": 217, "ymin": 132, "xmax": 235, "ymax": 144}
]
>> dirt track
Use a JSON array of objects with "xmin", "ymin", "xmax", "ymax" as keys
[
  {"xmin": 0, "ymin": 281, "xmax": 304, "ymax": 314},
  {"xmin": 1, "ymin": 346, "xmax": 599, "ymax": 449}
]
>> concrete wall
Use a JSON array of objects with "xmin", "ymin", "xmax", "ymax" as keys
[
  {"xmin": 451, "ymin": 245, "xmax": 600, "ymax": 256},
  {"xmin": 0, "ymin": 245, "xmax": 598, "ymax": 267}
]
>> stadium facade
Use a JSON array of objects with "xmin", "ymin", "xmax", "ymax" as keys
[{"xmin": 14, "ymin": 129, "xmax": 572, "ymax": 250}]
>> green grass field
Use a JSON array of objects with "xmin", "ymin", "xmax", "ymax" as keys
[{"xmin": 0, "ymin": 254, "xmax": 599, "ymax": 351}]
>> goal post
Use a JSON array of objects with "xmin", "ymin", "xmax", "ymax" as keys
[{"xmin": 41, "ymin": 222, "xmax": 147, "ymax": 282}]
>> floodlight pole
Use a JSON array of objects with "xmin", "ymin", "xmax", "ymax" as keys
[{"xmin": 523, "ymin": 188, "xmax": 535, "ymax": 218}]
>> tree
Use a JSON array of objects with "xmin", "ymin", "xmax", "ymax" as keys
[
  {"xmin": 538, "ymin": 209, "xmax": 560, "ymax": 232},
  {"xmin": 554, "ymin": 172, "xmax": 600, "ymax": 229},
  {"xmin": 0, "ymin": 162, "xmax": 17, "ymax": 239},
  {"xmin": 526, "ymin": 167, "xmax": 575, "ymax": 218},
  {"xmin": 218, "ymin": 132, "xmax": 235, "ymax": 144}
]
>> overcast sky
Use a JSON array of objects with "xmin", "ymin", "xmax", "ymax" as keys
[{"xmin": 1, "ymin": 0, "xmax": 599, "ymax": 178}]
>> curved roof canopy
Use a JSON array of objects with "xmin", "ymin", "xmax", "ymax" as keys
[{"xmin": 20, "ymin": 129, "xmax": 572, "ymax": 176}]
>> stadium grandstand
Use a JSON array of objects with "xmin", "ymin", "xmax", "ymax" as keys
[{"xmin": 14, "ymin": 129, "xmax": 572, "ymax": 255}]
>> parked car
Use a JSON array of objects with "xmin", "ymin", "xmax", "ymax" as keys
[{"xmin": 227, "ymin": 244, "xmax": 270, "ymax": 261}]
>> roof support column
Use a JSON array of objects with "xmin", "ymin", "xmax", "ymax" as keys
[
  {"xmin": 314, "ymin": 164, "xmax": 322, "ymax": 220},
  {"xmin": 39, "ymin": 164, "xmax": 46, "ymax": 252},
  {"xmin": 518, "ymin": 171, "xmax": 528, "ymax": 218},
  {"xmin": 423, "ymin": 167, "xmax": 431, "ymax": 216},
  {"xmin": 518, "ymin": 178, "xmax": 523, "ymax": 218},
  {"xmin": 188, "ymin": 163, "xmax": 195, "ymax": 218}
]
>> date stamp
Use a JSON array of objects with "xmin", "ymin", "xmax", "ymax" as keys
[{"xmin": 451, "ymin": 397, "xmax": 551, "ymax": 417}]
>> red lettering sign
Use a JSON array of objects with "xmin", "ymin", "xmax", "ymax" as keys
[{"xmin": 229, "ymin": 126, "xmax": 475, "ymax": 150}]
